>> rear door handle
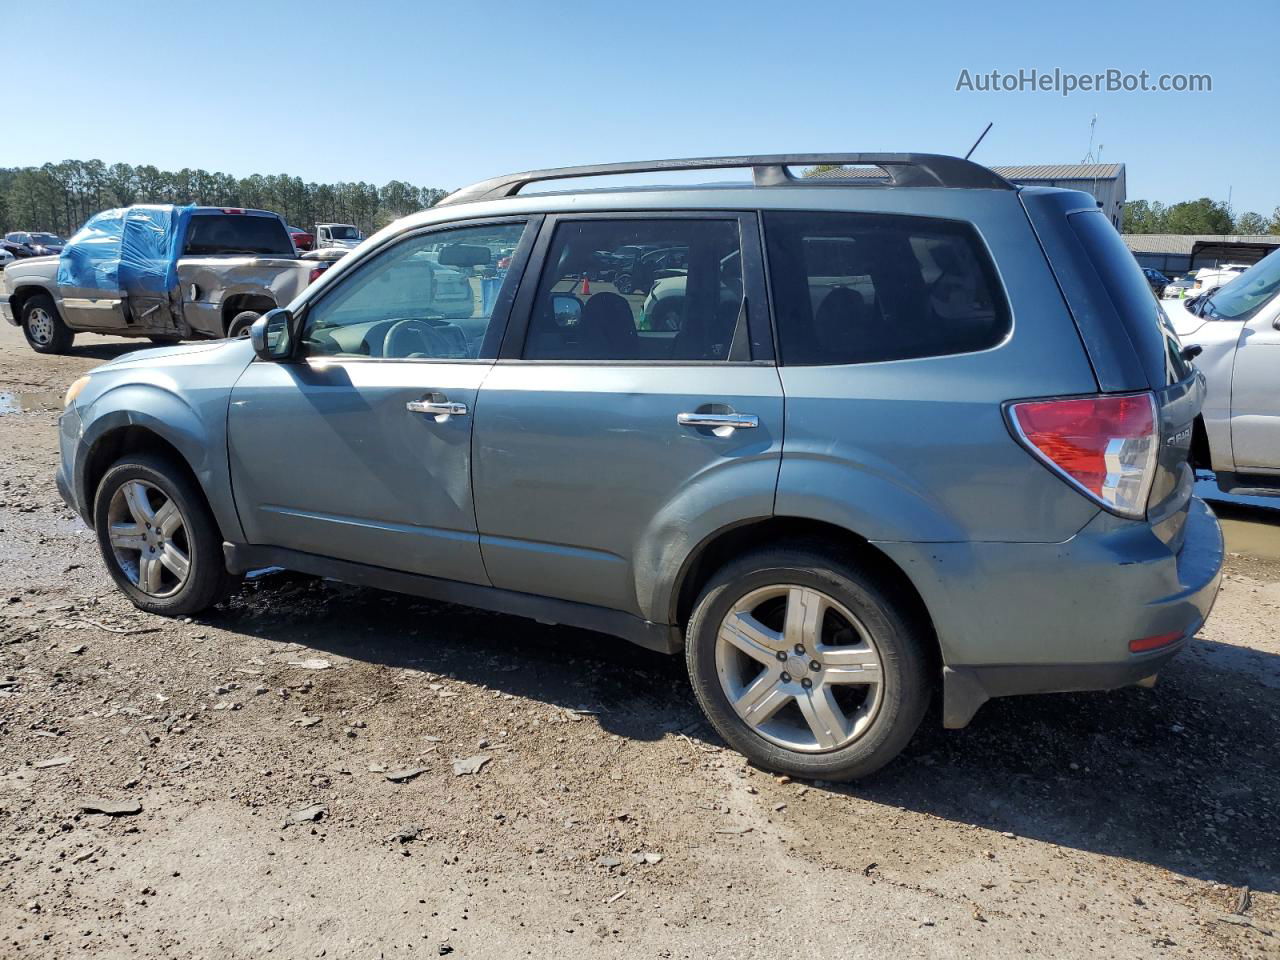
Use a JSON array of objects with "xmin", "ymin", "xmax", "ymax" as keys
[
  {"xmin": 677, "ymin": 412, "xmax": 758, "ymax": 429},
  {"xmin": 407, "ymin": 399, "xmax": 468, "ymax": 416}
]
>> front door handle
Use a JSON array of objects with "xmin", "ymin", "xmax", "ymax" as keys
[
  {"xmin": 407, "ymin": 399, "xmax": 468, "ymax": 416},
  {"xmin": 677, "ymin": 412, "xmax": 758, "ymax": 429}
]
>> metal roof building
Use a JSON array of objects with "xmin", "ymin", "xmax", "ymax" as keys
[
  {"xmin": 807, "ymin": 162, "xmax": 1127, "ymax": 228},
  {"xmin": 1122, "ymin": 233, "xmax": 1280, "ymax": 274},
  {"xmin": 991, "ymin": 164, "xmax": 1126, "ymax": 229}
]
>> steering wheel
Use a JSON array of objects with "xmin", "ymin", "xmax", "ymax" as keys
[{"xmin": 383, "ymin": 317, "xmax": 437, "ymax": 358}]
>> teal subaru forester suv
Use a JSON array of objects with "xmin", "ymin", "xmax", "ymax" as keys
[{"xmin": 52, "ymin": 154, "xmax": 1223, "ymax": 780}]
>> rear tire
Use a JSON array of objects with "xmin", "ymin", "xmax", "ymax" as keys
[
  {"xmin": 226, "ymin": 311, "xmax": 261, "ymax": 339},
  {"xmin": 93, "ymin": 453, "xmax": 239, "ymax": 616},
  {"xmin": 685, "ymin": 545, "xmax": 931, "ymax": 782},
  {"xmin": 21, "ymin": 294, "xmax": 74, "ymax": 354}
]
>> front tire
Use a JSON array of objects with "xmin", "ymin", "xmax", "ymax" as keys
[
  {"xmin": 226, "ymin": 311, "xmax": 261, "ymax": 339},
  {"xmin": 685, "ymin": 545, "xmax": 931, "ymax": 781},
  {"xmin": 93, "ymin": 453, "xmax": 238, "ymax": 616},
  {"xmin": 21, "ymin": 294, "xmax": 74, "ymax": 354}
]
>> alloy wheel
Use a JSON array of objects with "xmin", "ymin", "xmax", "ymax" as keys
[
  {"xmin": 106, "ymin": 480, "xmax": 192, "ymax": 597},
  {"xmin": 714, "ymin": 585, "xmax": 884, "ymax": 752}
]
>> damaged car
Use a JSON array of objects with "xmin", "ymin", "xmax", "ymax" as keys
[{"xmin": 1, "ymin": 206, "xmax": 320, "ymax": 353}]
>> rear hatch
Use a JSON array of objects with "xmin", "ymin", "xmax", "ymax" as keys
[{"xmin": 1024, "ymin": 194, "xmax": 1201, "ymax": 548}]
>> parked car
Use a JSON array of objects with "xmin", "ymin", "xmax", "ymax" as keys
[
  {"xmin": 1141, "ymin": 266, "xmax": 1170, "ymax": 297},
  {"xmin": 1163, "ymin": 249, "xmax": 1280, "ymax": 496},
  {"xmin": 313, "ymin": 222, "xmax": 363, "ymax": 250},
  {"xmin": 1190, "ymin": 264, "xmax": 1248, "ymax": 297},
  {"xmin": 288, "ymin": 226, "xmax": 314, "ymax": 251},
  {"xmin": 54, "ymin": 153, "xmax": 1222, "ymax": 782},
  {"xmin": 1, "ymin": 237, "xmax": 34, "ymax": 261},
  {"xmin": 1162, "ymin": 272, "xmax": 1199, "ymax": 299},
  {"xmin": 0, "ymin": 247, "xmax": 13, "ymax": 270},
  {"xmin": 5, "ymin": 231, "xmax": 66, "ymax": 256},
  {"xmin": 0, "ymin": 206, "xmax": 318, "ymax": 352}
]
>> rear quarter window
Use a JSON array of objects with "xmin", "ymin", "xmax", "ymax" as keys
[
  {"xmin": 184, "ymin": 215, "xmax": 294, "ymax": 256},
  {"xmin": 763, "ymin": 211, "xmax": 1011, "ymax": 365},
  {"xmin": 1068, "ymin": 210, "xmax": 1193, "ymax": 386}
]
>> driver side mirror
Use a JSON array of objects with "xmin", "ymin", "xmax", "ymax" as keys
[{"xmin": 251, "ymin": 308, "xmax": 295, "ymax": 361}]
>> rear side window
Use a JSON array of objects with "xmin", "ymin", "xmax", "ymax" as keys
[
  {"xmin": 184, "ymin": 215, "xmax": 294, "ymax": 256},
  {"xmin": 1068, "ymin": 210, "xmax": 1193, "ymax": 386},
  {"xmin": 764, "ymin": 211, "xmax": 1010, "ymax": 366},
  {"xmin": 523, "ymin": 218, "xmax": 744, "ymax": 361}
]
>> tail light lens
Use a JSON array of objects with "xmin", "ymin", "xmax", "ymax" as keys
[
  {"xmin": 308, "ymin": 266, "xmax": 327, "ymax": 284},
  {"xmin": 1007, "ymin": 392, "xmax": 1159, "ymax": 519}
]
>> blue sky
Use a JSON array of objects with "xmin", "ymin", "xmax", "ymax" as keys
[{"xmin": 11, "ymin": 0, "xmax": 1278, "ymax": 214}]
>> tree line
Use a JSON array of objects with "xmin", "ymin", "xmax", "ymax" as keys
[
  {"xmin": 1122, "ymin": 197, "xmax": 1280, "ymax": 236},
  {"xmin": 0, "ymin": 160, "xmax": 450, "ymax": 239}
]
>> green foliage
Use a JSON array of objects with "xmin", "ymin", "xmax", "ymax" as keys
[
  {"xmin": 1232, "ymin": 210, "xmax": 1269, "ymax": 235},
  {"xmin": 1122, "ymin": 197, "xmax": 1237, "ymax": 235},
  {"xmin": 0, "ymin": 159, "xmax": 448, "ymax": 237}
]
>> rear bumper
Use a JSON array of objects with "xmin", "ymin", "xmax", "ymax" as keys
[{"xmin": 876, "ymin": 497, "xmax": 1224, "ymax": 727}]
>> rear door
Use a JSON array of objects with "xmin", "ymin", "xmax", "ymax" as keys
[
  {"xmin": 227, "ymin": 217, "xmax": 537, "ymax": 583},
  {"xmin": 470, "ymin": 212, "xmax": 782, "ymax": 618}
]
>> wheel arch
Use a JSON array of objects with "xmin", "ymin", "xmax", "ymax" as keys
[
  {"xmin": 9, "ymin": 283, "xmax": 60, "ymax": 321},
  {"xmin": 77, "ymin": 395, "xmax": 244, "ymax": 543},
  {"xmin": 220, "ymin": 293, "xmax": 277, "ymax": 334},
  {"xmin": 667, "ymin": 516, "xmax": 942, "ymax": 673}
]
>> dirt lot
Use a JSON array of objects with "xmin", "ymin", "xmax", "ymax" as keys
[{"xmin": 1, "ymin": 320, "xmax": 1278, "ymax": 960}]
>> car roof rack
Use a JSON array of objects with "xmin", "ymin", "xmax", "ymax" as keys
[{"xmin": 437, "ymin": 153, "xmax": 1013, "ymax": 206}]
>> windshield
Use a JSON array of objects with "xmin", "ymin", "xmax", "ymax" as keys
[
  {"xmin": 329, "ymin": 226, "xmax": 360, "ymax": 240},
  {"xmin": 1203, "ymin": 250, "xmax": 1280, "ymax": 321},
  {"xmin": 31, "ymin": 233, "xmax": 63, "ymax": 245}
]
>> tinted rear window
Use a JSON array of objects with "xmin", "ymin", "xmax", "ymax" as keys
[
  {"xmin": 763, "ymin": 211, "xmax": 1010, "ymax": 366},
  {"xmin": 1068, "ymin": 210, "xmax": 1192, "ymax": 386},
  {"xmin": 184, "ymin": 215, "xmax": 294, "ymax": 256}
]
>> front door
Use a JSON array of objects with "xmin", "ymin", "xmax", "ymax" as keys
[
  {"xmin": 471, "ymin": 213, "xmax": 783, "ymax": 619},
  {"xmin": 1231, "ymin": 295, "xmax": 1280, "ymax": 471},
  {"xmin": 227, "ymin": 218, "xmax": 535, "ymax": 582}
]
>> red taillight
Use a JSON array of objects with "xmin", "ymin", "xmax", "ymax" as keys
[
  {"xmin": 1008, "ymin": 392, "xmax": 1159, "ymax": 519},
  {"xmin": 308, "ymin": 266, "xmax": 326, "ymax": 284},
  {"xmin": 1129, "ymin": 631, "xmax": 1182, "ymax": 653}
]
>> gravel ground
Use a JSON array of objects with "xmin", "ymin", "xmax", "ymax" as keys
[{"xmin": 1, "ymin": 320, "xmax": 1278, "ymax": 959}]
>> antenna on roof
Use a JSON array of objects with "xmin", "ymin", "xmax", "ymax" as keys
[
  {"xmin": 1082, "ymin": 115, "xmax": 1098, "ymax": 163},
  {"xmin": 963, "ymin": 122, "xmax": 993, "ymax": 161}
]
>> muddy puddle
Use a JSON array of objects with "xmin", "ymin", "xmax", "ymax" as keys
[
  {"xmin": 0, "ymin": 388, "xmax": 64, "ymax": 414},
  {"xmin": 1197, "ymin": 478, "xmax": 1280, "ymax": 559}
]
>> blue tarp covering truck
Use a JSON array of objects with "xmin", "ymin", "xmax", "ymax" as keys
[{"xmin": 1, "ymin": 205, "xmax": 319, "ymax": 353}]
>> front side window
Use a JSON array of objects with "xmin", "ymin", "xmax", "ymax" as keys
[
  {"xmin": 302, "ymin": 222, "xmax": 526, "ymax": 360},
  {"xmin": 764, "ymin": 211, "xmax": 1011, "ymax": 366},
  {"xmin": 523, "ymin": 218, "xmax": 743, "ymax": 361}
]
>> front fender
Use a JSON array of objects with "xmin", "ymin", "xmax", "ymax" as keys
[{"xmin": 78, "ymin": 382, "xmax": 243, "ymax": 542}]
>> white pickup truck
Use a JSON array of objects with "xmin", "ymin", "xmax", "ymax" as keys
[
  {"xmin": 1166, "ymin": 249, "xmax": 1280, "ymax": 495},
  {"xmin": 0, "ymin": 206, "xmax": 319, "ymax": 353}
]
